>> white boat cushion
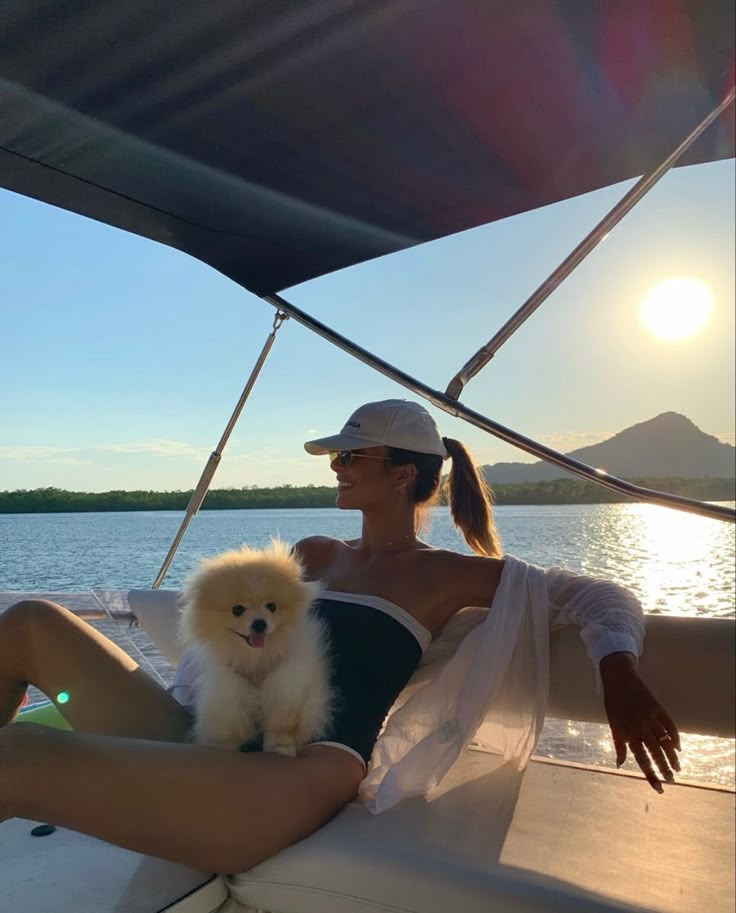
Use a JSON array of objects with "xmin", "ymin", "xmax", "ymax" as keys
[{"xmin": 225, "ymin": 748, "xmax": 734, "ymax": 913}]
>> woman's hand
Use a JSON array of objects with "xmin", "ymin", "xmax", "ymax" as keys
[{"xmin": 600, "ymin": 652, "xmax": 681, "ymax": 793}]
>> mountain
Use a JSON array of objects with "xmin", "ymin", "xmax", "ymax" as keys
[{"xmin": 480, "ymin": 413, "xmax": 735, "ymax": 485}]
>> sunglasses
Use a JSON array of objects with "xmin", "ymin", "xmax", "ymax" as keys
[{"xmin": 329, "ymin": 450, "xmax": 392, "ymax": 467}]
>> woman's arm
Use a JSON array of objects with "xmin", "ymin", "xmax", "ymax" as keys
[
  {"xmin": 547, "ymin": 569, "xmax": 646, "ymax": 673},
  {"xmin": 599, "ymin": 651, "xmax": 681, "ymax": 793},
  {"xmin": 546, "ymin": 569, "xmax": 680, "ymax": 792}
]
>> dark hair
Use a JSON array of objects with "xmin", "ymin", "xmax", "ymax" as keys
[{"xmin": 388, "ymin": 439, "xmax": 501, "ymax": 557}]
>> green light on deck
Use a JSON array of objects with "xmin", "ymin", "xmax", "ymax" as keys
[{"xmin": 56, "ymin": 692, "xmax": 69, "ymax": 705}]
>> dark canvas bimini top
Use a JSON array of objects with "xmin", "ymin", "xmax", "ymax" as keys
[{"xmin": 1, "ymin": 1, "xmax": 733, "ymax": 296}]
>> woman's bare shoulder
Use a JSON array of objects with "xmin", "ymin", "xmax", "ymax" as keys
[
  {"xmin": 294, "ymin": 534, "xmax": 340, "ymax": 550},
  {"xmin": 293, "ymin": 536, "xmax": 342, "ymax": 577}
]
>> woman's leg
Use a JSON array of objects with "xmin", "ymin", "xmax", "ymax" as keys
[
  {"xmin": 0, "ymin": 599, "xmax": 192, "ymax": 740},
  {"xmin": 1, "ymin": 600, "xmax": 364, "ymax": 874},
  {"xmin": 2, "ymin": 724, "xmax": 363, "ymax": 874}
]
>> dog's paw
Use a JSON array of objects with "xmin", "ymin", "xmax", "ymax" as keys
[{"xmin": 264, "ymin": 740, "xmax": 298, "ymax": 757}]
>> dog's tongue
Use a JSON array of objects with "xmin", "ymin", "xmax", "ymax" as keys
[{"xmin": 248, "ymin": 631, "xmax": 266, "ymax": 648}]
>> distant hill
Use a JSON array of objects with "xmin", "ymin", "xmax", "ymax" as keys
[{"xmin": 481, "ymin": 413, "xmax": 736, "ymax": 484}]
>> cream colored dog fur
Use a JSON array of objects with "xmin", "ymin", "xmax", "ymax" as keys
[{"xmin": 178, "ymin": 541, "xmax": 331, "ymax": 755}]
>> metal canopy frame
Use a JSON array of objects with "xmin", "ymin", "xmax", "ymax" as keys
[
  {"xmin": 151, "ymin": 311, "xmax": 289, "ymax": 588},
  {"xmin": 445, "ymin": 88, "xmax": 736, "ymax": 400},
  {"xmin": 264, "ymin": 292, "xmax": 734, "ymax": 523},
  {"xmin": 259, "ymin": 88, "xmax": 736, "ymax": 526}
]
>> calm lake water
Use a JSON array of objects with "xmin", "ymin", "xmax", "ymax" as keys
[{"xmin": 1, "ymin": 503, "xmax": 734, "ymax": 786}]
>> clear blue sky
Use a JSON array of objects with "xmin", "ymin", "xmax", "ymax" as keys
[{"xmin": 2, "ymin": 159, "xmax": 734, "ymax": 492}]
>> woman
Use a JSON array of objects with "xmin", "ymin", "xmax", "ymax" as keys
[{"xmin": 0, "ymin": 399, "xmax": 679, "ymax": 875}]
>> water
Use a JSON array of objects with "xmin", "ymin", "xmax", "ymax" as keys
[{"xmin": 1, "ymin": 503, "xmax": 734, "ymax": 786}]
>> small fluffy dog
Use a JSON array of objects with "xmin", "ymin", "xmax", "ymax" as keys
[{"xmin": 178, "ymin": 540, "xmax": 331, "ymax": 755}]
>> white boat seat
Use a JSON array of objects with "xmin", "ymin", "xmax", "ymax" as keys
[{"xmin": 226, "ymin": 749, "xmax": 735, "ymax": 913}]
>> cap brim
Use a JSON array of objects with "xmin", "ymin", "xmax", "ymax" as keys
[{"xmin": 304, "ymin": 433, "xmax": 385, "ymax": 455}]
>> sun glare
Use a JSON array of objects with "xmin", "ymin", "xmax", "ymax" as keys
[{"xmin": 639, "ymin": 278, "xmax": 713, "ymax": 341}]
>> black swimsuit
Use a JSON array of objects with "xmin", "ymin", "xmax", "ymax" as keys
[{"xmin": 309, "ymin": 592, "xmax": 431, "ymax": 768}]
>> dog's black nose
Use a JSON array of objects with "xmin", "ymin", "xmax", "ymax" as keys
[{"xmin": 251, "ymin": 618, "xmax": 267, "ymax": 634}]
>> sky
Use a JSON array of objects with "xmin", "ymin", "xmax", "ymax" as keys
[{"xmin": 1, "ymin": 158, "xmax": 734, "ymax": 492}]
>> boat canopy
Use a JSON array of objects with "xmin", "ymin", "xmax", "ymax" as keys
[{"xmin": 1, "ymin": 0, "xmax": 734, "ymax": 296}]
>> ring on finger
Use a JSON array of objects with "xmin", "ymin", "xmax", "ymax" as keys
[{"xmin": 657, "ymin": 733, "xmax": 672, "ymax": 743}]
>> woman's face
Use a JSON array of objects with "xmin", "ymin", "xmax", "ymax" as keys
[{"xmin": 330, "ymin": 446, "xmax": 396, "ymax": 510}]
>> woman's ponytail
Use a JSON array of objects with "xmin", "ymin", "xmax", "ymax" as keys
[
  {"xmin": 389, "ymin": 435, "xmax": 501, "ymax": 558},
  {"xmin": 442, "ymin": 437, "xmax": 501, "ymax": 557}
]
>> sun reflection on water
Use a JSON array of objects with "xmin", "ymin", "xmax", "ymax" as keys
[
  {"xmin": 571, "ymin": 502, "xmax": 736, "ymax": 618},
  {"xmin": 621, "ymin": 503, "xmax": 734, "ymax": 616}
]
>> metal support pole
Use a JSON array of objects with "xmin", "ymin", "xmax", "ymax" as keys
[
  {"xmin": 264, "ymin": 291, "xmax": 734, "ymax": 523},
  {"xmin": 152, "ymin": 311, "xmax": 289, "ymax": 588},
  {"xmin": 444, "ymin": 87, "xmax": 736, "ymax": 400}
]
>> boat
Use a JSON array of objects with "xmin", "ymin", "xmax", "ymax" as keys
[{"xmin": 1, "ymin": 2, "xmax": 734, "ymax": 911}]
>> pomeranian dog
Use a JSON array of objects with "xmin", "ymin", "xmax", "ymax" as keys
[{"xmin": 178, "ymin": 540, "xmax": 332, "ymax": 756}]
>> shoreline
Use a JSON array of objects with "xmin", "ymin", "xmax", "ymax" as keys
[{"xmin": 1, "ymin": 479, "xmax": 734, "ymax": 513}]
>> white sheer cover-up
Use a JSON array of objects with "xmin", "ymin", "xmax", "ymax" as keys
[
  {"xmin": 359, "ymin": 554, "xmax": 645, "ymax": 813},
  {"xmin": 167, "ymin": 554, "xmax": 645, "ymax": 814}
]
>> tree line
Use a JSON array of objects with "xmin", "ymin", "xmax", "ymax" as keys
[{"xmin": 0, "ymin": 477, "xmax": 733, "ymax": 513}]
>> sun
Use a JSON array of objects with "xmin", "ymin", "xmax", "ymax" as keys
[{"xmin": 638, "ymin": 278, "xmax": 713, "ymax": 341}]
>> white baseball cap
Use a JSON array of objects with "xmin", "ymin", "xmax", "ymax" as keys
[{"xmin": 304, "ymin": 400, "xmax": 448, "ymax": 459}]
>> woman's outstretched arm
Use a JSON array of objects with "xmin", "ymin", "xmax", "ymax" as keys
[
  {"xmin": 546, "ymin": 569, "xmax": 680, "ymax": 790},
  {"xmin": 1, "ymin": 723, "xmax": 361, "ymax": 874}
]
